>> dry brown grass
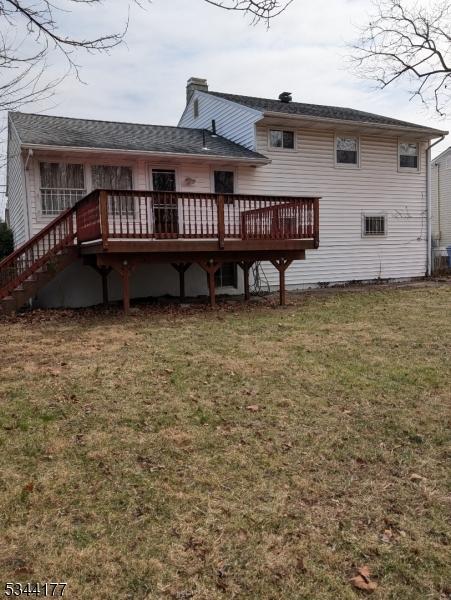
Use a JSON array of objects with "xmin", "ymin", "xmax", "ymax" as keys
[{"xmin": 0, "ymin": 284, "xmax": 450, "ymax": 599}]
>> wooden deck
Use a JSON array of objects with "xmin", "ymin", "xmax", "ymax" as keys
[{"xmin": 0, "ymin": 189, "xmax": 320, "ymax": 314}]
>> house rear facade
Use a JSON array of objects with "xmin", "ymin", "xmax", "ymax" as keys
[
  {"xmin": 3, "ymin": 77, "xmax": 447, "ymax": 311},
  {"xmin": 431, "ymin": 146, "xmax": 451, "ymax": 269}
]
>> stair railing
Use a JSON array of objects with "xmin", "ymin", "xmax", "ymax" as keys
[{"xmin": 0, "ymin": 206, "xmax": 76, "ymax": 300}]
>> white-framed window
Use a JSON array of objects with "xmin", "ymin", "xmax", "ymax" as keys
[
  {"xmin": 269, "ymin": 129, "xmax": 295, "ymax": 150},
  {"xmin": 92, "ymin": 165, "xmax": 134, "ymax": 216},
  {"xmin": 193, "ymin": 98, "xmax": 199, "ymax": 119},
  {"xmin": 362, "ymin": 214, "xmax": 387, "ymax": 237},
  {"xmin": 39, "ymin": 162, "xmax": 86, "ymax": 216},
  {"xmin": 399, "ymin": 141, "xmax": 419, "ymax": 171},
  {"xmin": 335, "ymin": 135, "xmax": 359, "ymax": 167}
]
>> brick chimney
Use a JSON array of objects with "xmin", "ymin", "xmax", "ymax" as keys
[{"xmin": 186, "ymin": 77, "xmax": 208, "ymax": 104}]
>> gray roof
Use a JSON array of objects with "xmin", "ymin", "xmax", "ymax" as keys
[
  {"xmin": 208, "ymin": 91, "xmax": 447, "ymax": 135},
  {"xmin": 9, "ymin": 112, "xmax": 268, "ymax": 162}
]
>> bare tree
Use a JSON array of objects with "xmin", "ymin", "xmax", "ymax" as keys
[
  {"xmin": 204, "ymin": 0, "xmax": 294, "ymax": 24},
  {"xmin": 0, "ymin": 0, "xmax": 293, "ymax": 115},
  {"xmin": 351, "ymin": 0, "xmax": 451, "ymax": 116},
  {"xmin": 0, "ymin": 0, "xmax": 137, "ymax": 114}
]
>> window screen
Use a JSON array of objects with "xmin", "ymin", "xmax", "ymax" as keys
[
  {"xmin": 269, "ymin": 130, "xmax": 294, "ymax": 149},
  {"xmin": 399, "ymin": 142, "xmax": 418, "ymax": 169},
  {"xmin": 336, "ymin": 137, "xmax": 358, "ymax": 164}
]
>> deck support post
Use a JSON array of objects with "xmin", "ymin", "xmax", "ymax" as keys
[
  {"xmin": 198, "ymin": 260, "xmax": 221, "ymax": 308},
  {"xmin": 99, "ymin": 266, "xmax": 111, "ymax": 305},
  {"xmin": 171, "ymin": 262, "xmax": 191, "ymax": 301},
  {"xmin": 270, "ymin": 258, "xmax": 293, "ymax": 306},
  {"xmin": 238, "ymin": 261, "xmax": 254, "ymax": 301},
  {"xmin": 121, "ymin": 262, "xmax": 131, "ymax": 315}
]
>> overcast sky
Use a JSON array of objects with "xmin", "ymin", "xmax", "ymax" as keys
[{"xmin": 1, "ymin": 0, "xmax": 449, "ymax": 216}]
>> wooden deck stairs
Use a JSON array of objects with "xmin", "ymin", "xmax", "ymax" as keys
[{"xmin": 0, "ymin": 207, "xmax": 77, "ymax": 315}]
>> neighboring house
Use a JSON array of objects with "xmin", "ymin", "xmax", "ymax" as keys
[
  {"xmin": 1, "ymin": 77, "xmax": 447, "ymax": 313},
  {"xmin": 431, "ymin": 146, "xmax": 451, "ymax": 269}
]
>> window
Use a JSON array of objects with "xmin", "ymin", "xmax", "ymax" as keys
[
  {"xmin": 152, "ymin": 169, "xmax": 176, "ymax": 192},
  {"xmin": 363, "ymin": 215, "xmax": 386, "ymax": 237},
  {"xmin": 399, "ymin": 142, "xmax": 419, "ymax": 169},
  {"xmin": 193, "ymin": 98, "xmax": 199, "ymax": 119},
  {"xmin": 92, "ymin": 165, "xmax": 133, "ymax": 190},
  {"xmin": 214, "ymin": 170, "xmax": 235, "ymax": 204},
  {"xmin": 92, "ymin": 165, "xmax": 134, "ymax": 215},
  {"xmin": 336, "ymin": 136, "xmax": 359, "ymax": 166},
  {"xmin": 215, "ymin": 263, "xmax": 237, "ymax": 288},
  {"xmin": 40, "ymin": 162, "xmax": 85, "ymax": 216},
  {"xmin": 269, "ymin": 129, "xmax": 294, "ymax": 149}
]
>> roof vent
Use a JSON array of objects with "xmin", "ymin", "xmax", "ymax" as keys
[{"xmin": 279, "ymin": 92, "xmax": 292, "ymax": 103}]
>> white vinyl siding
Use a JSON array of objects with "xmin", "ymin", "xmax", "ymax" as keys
[
  {"xmin": 6, "ymin": 121, "xmax": 28, "ymax": 248},
  {"xmin": 431, "ymin": 149, "xmax": 451, "ymax": 251},
  {"xmin": 236, "ymin": 125, "xmax": 428, "ymax": 287},
  {"xmin": 178, "ymin": 91, "xmax": 262, "ymax": 150}
]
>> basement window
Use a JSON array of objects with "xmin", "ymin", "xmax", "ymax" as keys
[
  {"xmin": 269, "ymin": 129, "xmax": 295, "ymax": 149},
  {"xmin": 215, "ymin": 263, "xmax": 238, "ymax": 288},
  {"xmin": 362, "ymin": 214, "xmax": 386, "ymax": 237},
  {"xmin": 399, "ymin": 142, "xmax": 419, "ymax": 170}
]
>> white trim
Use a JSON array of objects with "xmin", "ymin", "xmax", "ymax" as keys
[{"xmin": 334, "ymin": 134, "xmax": 361, "ymax": 169}]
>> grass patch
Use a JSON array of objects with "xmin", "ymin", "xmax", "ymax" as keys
[{"xmin": 0, "ymin": 285, "xmax": 450, "ymax": 599}]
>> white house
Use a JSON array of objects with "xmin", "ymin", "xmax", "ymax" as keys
[
  {"xmin": 431, "ymin": 146, "xmax": 451, "ymax": 269},
  {"xmin": 1, "ymin": 77, "xmax": 447, "ymax": 313}
]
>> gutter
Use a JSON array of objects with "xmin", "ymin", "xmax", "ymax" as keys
[
  {"xmin": 261, "ymin": 111, "xmax": 448, "ymax": 138},
  {"xmin": 426, "ymin": 135, "xmax": 445, "ymax": 276},
  {"xmin": 20, "ymin": 143, "xmax": 271, "ymax": 166}
]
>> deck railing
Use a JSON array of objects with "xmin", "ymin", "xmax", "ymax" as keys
[{"xmin": 75, "ymin": 190, "xmax": 320, "ymax": 248}]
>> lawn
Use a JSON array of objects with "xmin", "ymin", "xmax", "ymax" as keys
[{"xmin": 0, "ymin": 284, "xmax": 450, "ymax": 599}]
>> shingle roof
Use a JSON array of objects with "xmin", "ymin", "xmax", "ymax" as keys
[
  {"xmin": 208, "ymin": 91, "xmax": 447, "ymax": 135},
  {"xmin": 9, "ymin": 112, "xmax": 268, "ymax": 161}
]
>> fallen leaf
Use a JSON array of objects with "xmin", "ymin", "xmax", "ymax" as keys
[
  {"xmin": 410, "ymin": 473, "xmax": 426, "ymax": 482},
  {"xmin": 350, "ymin": 566, "xmax": 378, "ymax": 593},
  {"xmin": 23, "ymin": 482, "xmax": 34, "ymax": 493},
  {"xmin": 246, "ymin": 405, "xmax": 260, "ymax": 412}
]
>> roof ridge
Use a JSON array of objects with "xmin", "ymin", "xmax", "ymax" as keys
[{"xmin": 9, "ymin": 111, "xmax": 214, "ymax": 134}]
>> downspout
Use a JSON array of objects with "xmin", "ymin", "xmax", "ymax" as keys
[
  {"xmin": 426, "ymin": 136, "xmax": 444, "ymax": 276},
  {"xmin": 437, "ymin": 162, "xmax": 441, "ymax": 243}
]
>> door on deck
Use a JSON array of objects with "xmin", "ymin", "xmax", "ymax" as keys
[{"xmin": 152, "ymin": 169, "xmax": 178, "ymax": 238}]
